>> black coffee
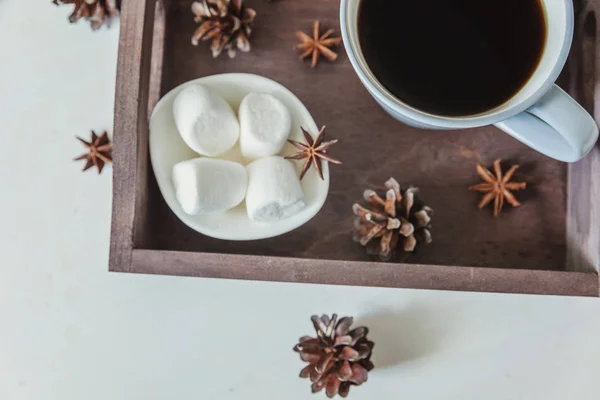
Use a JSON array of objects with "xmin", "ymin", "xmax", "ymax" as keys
[{"xmin": 358, "ymin": 0, "xmax": 547, "ymax": 116}]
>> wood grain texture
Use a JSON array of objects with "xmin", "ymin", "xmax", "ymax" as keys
[
  {"xmin": 565, "ymin": 0, "xmax": 600, "ymax": 275},
  {"xmin": 110, "ymin": 0, "xmax": 600, "ymax": 295},
  {"xmin": 151, "ymin": 0, "xmax": 566, "ymax": 269},
  {"xmin": 129, "ymin": 249, "xmax": 598, "ymax": 297},
  {"xmin": 109, "ymin": 0, "xmax": 156, "ymax": 272},
  {"xmin": 147, "ymin": 0, "xmax": 167, "ymax": 118}
]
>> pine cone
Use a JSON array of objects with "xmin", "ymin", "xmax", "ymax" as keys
[
  {"xmin": 191, "ymin": 0, "xmax": 256, "ymax": 58},
  {"xmin": 293, "ymin": 314, "xmax": 374, "ymax": 398},
  {"xmin": 353, "ymin": 178, "xmax": 433, "ymax": 261},
  {"xmin": 53, "ymin": 0, "xmax": 120, "ymax": 30}
]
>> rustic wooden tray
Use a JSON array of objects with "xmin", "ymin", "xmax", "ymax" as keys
[{"xmin": 110, "ymin": 0, "xmax": 600, "ymax": 296}]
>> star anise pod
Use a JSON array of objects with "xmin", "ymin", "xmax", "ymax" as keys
[
  {"xmin": 469, "ymin": 159, "xmax": 527, "ymax": 216},
  {"xmin": 191, "ymin": 0, "xmax": 256, "ymax": 58},
  {"xmin": 74, "ymin": 131, "xmax": 112, "ymax": 174},
  {"xmin": 285, "ymin": 126, "xmax": 341, "ymax": 180},
  {"xmin": 52, "ymin": 0, "xmax": 120, "ymax": 30},
  {"xmin": 293, "ymin": 314, "xmax": 374, "ymax": 398},
  {"xmin": 296, "ymin": 21, "xmax": 343, "ymax": 68}
]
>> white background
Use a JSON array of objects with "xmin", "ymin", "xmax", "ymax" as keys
[{"xmin": 1, "ymin": 1, "xmax": 599, "ymax": 399}]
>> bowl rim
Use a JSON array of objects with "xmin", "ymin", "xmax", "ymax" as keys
[{"xmin": 149, "ymin": 73, "xmax": 330, "ymax": 241}]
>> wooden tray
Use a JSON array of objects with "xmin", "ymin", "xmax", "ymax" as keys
[{"xmin": 110, "ymin": 0, "xmax": 600, "ymax": 296}]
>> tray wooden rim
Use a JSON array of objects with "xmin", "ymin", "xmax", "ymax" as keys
[
  {"xmin": 109, "ymin": 0, "xmax": 600, "ymax": 297},
  {"xmin": 122, "ymin": 249, "xmax": 597, "ymax": 297}
]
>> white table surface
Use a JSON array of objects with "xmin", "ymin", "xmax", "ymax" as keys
[{"xmin": 1, "ymin": 1, "xmax": 599, "ymax": 399}]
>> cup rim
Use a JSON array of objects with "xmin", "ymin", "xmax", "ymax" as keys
[{"xmin": 340, "ymin": 0, "xmax": 574, "ymax": 129}]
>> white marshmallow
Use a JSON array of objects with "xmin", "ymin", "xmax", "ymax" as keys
[
  {"xmin": 173, "ymin": 84, "xmax": 239, "ymax": 156},
  {"xmin": 239, "ymin": 93, "xmax": 292, "ymax": 160},
  {"xmin": 245, "ymin": 156, "xmax": 305, "ymax": 223},
  {"xmin": 172, "ymin": 158, "xmax": 247, "ymax": 215}
]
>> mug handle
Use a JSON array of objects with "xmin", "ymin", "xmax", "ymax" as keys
[{"xmin": 494, "ymin": 85, "xmax": 598, "ymax": 162}]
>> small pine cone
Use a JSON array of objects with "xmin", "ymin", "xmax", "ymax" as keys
[
  {"xmin": 293, "ymin": 314, "xmax": 374, "ymax": 398},
  {"xmin": 53, "ymin": 0, "xmax": 121, "ymax": 30},
  {"xmin": 191, "ymin": 0, "xmax": 256, "ymax": 58},
  {"xmin": 352, "ymin": 178, "xmax": 433, "ymax": 261}
]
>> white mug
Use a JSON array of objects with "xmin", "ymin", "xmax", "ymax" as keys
[{"xmin": 340, "ymin": 0, "xmax": 599, "ymax": 162}]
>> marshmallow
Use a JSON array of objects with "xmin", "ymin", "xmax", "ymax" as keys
[
  {"xmin": 172, "ymin": 158, "xmax": 247, "ymax": 215},
  {"xmin": 239, "ymin": 93, "xmax": 292, "ymax": 160},
  {"xmin": 245, "ymin": 156, "xmax": 305, "ymax": 222},
  {"xmin": 173, "ymin": 84, "xmax": 239, "ymax": 156}
]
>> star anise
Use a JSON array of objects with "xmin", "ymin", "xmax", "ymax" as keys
[
  {"xmin": 469, "ymin": 159, "xmax": 527, "ymax": 216},
  {"xmin": 74, "ymin": 131, "xmax": 112, "ymax": 174},
  {"xmin": 296, "ymin": 21, "xmax": 342, "ymax": 68},
  {"xmin": 285, "ymin": 126, "xmax": 341, "ymax": 180}
]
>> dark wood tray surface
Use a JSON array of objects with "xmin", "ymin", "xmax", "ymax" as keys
[
  {"xmin": 157, "ymin": 0, "xmax": 565, "ymax": 270},
  {"xmin": 110, "ymin": 0, "xmax": 600, "ymax": 296}
]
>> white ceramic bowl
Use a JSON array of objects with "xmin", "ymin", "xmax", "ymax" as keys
[{"xmin": 149, "ymin": 73, "xmax": 329, "ymax": 240}]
